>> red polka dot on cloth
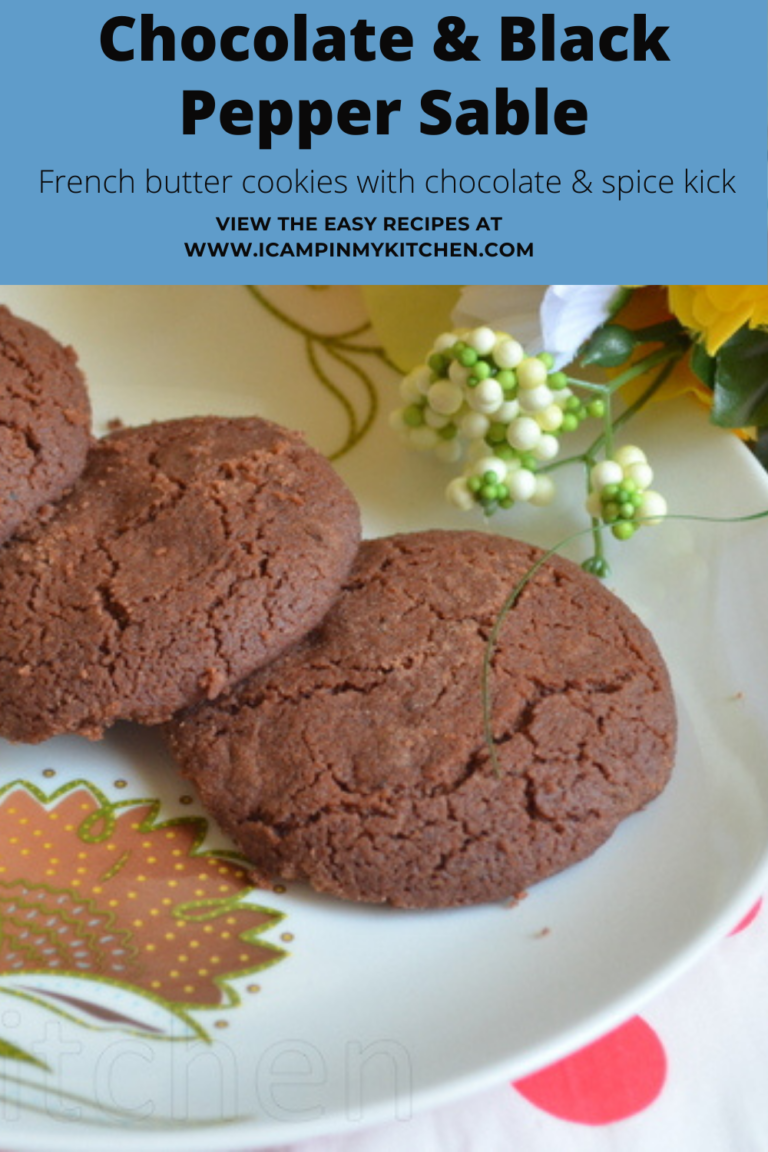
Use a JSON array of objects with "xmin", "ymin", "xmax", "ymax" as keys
[
  {"xmin": 513, "ymin": 1017, "xmax": 667, "ymax": 1125},
  {"xmin": 729, "ymin": 898, "xmax": 762, "ymax": 936}
]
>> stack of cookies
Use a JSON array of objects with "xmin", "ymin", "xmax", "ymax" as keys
[{"xmin": 0, "ymin": 306, "xmax": 677, "ymax": 908}]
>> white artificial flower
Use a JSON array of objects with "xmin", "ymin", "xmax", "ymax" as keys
[
  {"xmin": 540, "ymin": 286, "xmax": 623, "ymax": 368},
  {"xmin": 452, "ymin": 284, "xmax": 622, "ymax": 369}
]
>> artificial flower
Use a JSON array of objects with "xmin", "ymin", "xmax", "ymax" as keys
[
  {"xmin": 668, "ymin": 285, "xmax": 768, "ymax": 355},
  {"xmin": 612, "ymin": 287, "xmax": 708, "ymax": 405},
  {"xmin": 453, "ymin": 285, "xmax": 622, "ymax": 369},
  {"xmin": 612, "ymin": 288, "xmax": 755, "ymax": 439}
]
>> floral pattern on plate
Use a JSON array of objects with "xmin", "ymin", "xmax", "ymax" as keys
[{"xmin": 0, "ymin": 779, "xmax": 287, "ymax": 1049}]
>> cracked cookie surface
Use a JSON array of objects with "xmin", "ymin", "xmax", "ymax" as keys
[
  {"xmin": 167, "ymin": 530, "xmax": 677, "ymax": 908},
  {"xmin": 0, "ymin": 306, "xmax": 91, "ymax": 545},
  {"xmin": 0, "ymin": 415, "xmax": 360, "ymax": 741}
]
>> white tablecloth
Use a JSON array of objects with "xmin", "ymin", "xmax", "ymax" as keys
[{"xmin": 265, "ymin": 897, "xmax": 765, "ymax": 1151}]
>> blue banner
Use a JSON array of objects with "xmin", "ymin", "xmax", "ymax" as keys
[{"xmin": 1, "ymin": 1, "xmax": 765, "ymax": 283}]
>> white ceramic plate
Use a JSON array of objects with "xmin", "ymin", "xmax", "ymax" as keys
[{"xmin": 1, "ymin": 286, "xmax": 767, "ymax": 1151}]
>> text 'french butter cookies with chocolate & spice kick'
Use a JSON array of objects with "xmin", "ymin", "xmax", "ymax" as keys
[
  {"xmin": 0, "ymin": 416, "xmax": 360, "ymax": 742},
  {"xmin": 0, "ymin": 306, "xmax": 91, "ymax": 545},
  {"xmin": 167, "ymin": 530, "xmax": 676, "ymax": 909}
]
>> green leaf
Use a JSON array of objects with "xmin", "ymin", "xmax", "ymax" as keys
[
  {"xmin": 4, "ymin": 980, "xmax": 206, "ymax": 1043},
  {"xmin": 0, "ymin": 1037, "xmax": 49, "ymax": 1071},
  {"xmin": 712, "ymin": 327, "xmax": 768, "ymax": 428},
  {"xmin": 755, "ymin": 428, "xmax": 768, "ymax": 470},
  {"xmin": 690, "ymin": 342, "xmax": 715, "ymax": 390}
]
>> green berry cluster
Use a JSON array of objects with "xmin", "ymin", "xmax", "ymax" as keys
[
  {"xmin": 587, "ymin": 448, "xmax": 668, "ymax": 544},
  {"xmin": 391, "ymin": 327, "xmax": 609, "ymax": 519},
  {"xmin": 599, "ymin": 479, "xmax": 644, "ymax": 540},
  {"xmin": 467, "ymin": 470, "xmax": 513, "ymax": 511}
]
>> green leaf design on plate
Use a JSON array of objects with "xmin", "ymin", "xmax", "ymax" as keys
[
  {"xmin": 0, "ymin": 779, "xmax": 288, "ymax": 1041},
  {"xmin": 0, "ymin": 1036, "xmax": 49, "ymax": 1071},
  {"xmin": 3, "ymin": 978, "xmax": 207, "ymax": 1042},
  {"xmin": 712, "ymin": 328, "xmax": 768, "ymax": 427},
  {"xmin": 246, "ymin": 285, "xmax": 392, "ymax": 459}
]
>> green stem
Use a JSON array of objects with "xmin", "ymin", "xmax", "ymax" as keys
[
  {"xmin": 602, "ymin": 344, "xmax": 683, "ymax": 395},
  {"xmin": 536, "ymin": 353, "xmax": 682, "ymax": 572},
  {"xmin": 541, "ymin": 351, "xmax": 682, "ymax": 477},
  {"xmin": 582, "ymin": 435, "xmax": 607, "ymax": 566},
  {"xmin": 584, "ymin": 353, "xmax": 683, "ymax": 461},
  {"xmin": 582, "ymin": 442, "xmax": 608, "ymax": 571},
  {"xmin": 565, "ymin": 342, "xmax": 682, "ymax": 401},
  {"xmin": 482, "ymin": 530, "xmax": 590, "ymax": 775},
  {"xmin": 566, "ymin": 343, "xmax": 682, "ymax": 400},
  {"xmin": 602, "ymin": 389, "xmax": 615, "ymax": 458},
  {"xmin": 633, "ymin": 319, "xmax": 686, "ymax": 344},
  {"xmin": 563, "ymin": 377, "xmax": 610, "ymax": 394},
  {"xmin": 537, "ymin": 452, "xmax": 588, "ymax": 474},
  {"xmin": 613, "ymin": 357, "xmax": 682, "ymax": 433},
  {"xmin": 589, "ymin": 517, "xmax": 606, "ymax": 565},
  {"xmin": 482, "ymin": 505, "xmax": 768, "ymax": 772}
]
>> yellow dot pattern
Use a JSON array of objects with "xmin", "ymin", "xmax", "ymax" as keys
[{"xmin": 0, "ymin": 785, "xmax": 287, "ymax": 1007}]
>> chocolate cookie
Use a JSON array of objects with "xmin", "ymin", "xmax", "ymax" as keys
[
  {"xmin": 0, "ymin": 306, "xmax": 91, "ymax": 544},
  {"xmin": 167, "ymin": 531, "xmax": 676, "ymax": 909},
  {"xmin": 0, "ymin": 416, "xmax": 360, "ymax": 742}
]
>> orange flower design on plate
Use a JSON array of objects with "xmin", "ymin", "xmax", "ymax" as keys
[{"xmin": 0, "ymin": 779, "xmax": 287, "ymax": 1041}]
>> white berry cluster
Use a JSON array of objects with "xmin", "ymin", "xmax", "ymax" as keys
[
  {"xmin": 389, "ymin": 327, "xmax": 603, "ymax": 516},
  {"xmin": 585, "ymin": 445, "xmax": 668, "ymax": 540}
]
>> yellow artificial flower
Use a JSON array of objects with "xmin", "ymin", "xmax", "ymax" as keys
[
  {"xmin": 668, "ymin": 285, "xmax": 768, "ymax": 355},
  {"xmin": 613, "ymin": 286, "xmax": 706, "ymax": 402},
  {"xmin": 615, "ymin": 287, "xmax": 755, "ymax": 438}
]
